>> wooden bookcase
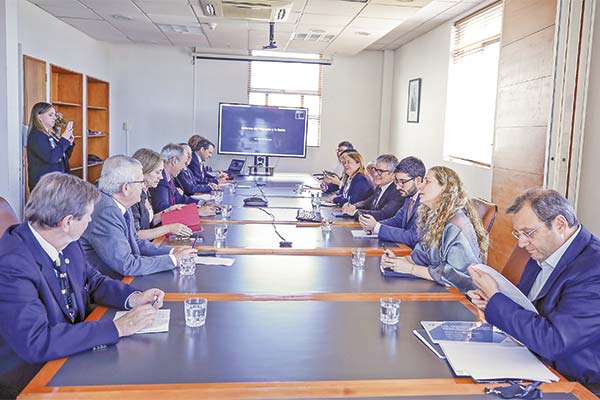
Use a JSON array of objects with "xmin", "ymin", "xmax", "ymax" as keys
[
  {"xmin": 50, "ymin": 65, "xmax": 84, "ymax": 178},
  {"xmin": 86, "ymin": 77, "xmax": 109, "ymax": 184}
]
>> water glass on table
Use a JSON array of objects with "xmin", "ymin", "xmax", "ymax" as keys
[
  {"xmin": 215, "ymin": 224, "xmax": 228, "ymax": 240},
  {"xmin": 221, "ymin": 205, "xmax": 233, "ymax": 219},
  {"xmin": 351, "ymin": 248, "xmax": 366, "ymax": 268},
  {"xmin": 184, "ymin": 297, "xmax": 207, "ymax": 327},
  {"xmin": 380, "ymin": 297, "xmax": 401, "ymax": 325},
  {"xmin": 212, "ymin": 190, "xmax": 224, "ymax": 205},
  {"xmin": 321, "ymin": 218, "xmax": 333, "ymax": 233},
  {"xmin": 179, "ymin": 256, "xmax": 196, "ymax": 276}
]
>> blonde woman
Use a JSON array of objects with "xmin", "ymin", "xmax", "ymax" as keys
[
  {"xmin": 381, "ymin": 166, "xmax": 488, "ymax": 293},
  {"xmin": 27, "ymin": 102, "xmax": 75, "ymax": 191},
  {"xmin": 332, "ymin": 151, "xmax": 374, "ymax": 205},
  {"xmin": 131, "ymin": 148, "xmax": 192, "ymax": 240}
]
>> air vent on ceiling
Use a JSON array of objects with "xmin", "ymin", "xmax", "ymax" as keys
[
  {"xmin": 198, "ymin": 0, "xmax": 292, "ymax": 21},
  {"xmin": 292, "ymin": 32, "xmax": 335, "ymax": 43}
]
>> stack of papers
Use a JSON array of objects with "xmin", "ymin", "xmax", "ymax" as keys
[
  {"xmin": 471, "ymin": 264, "xmax": 538, "ymax": 313},
  {"xmin": 114, "ymin": 309, "xmax": 170, "ymax": 334},
  {"xmin": 416, "ymin": 321, "xmax": 558, "ymax": 382},
  {"xmin": 351, "ymin": 230, "xmax": 378, "ymax": 238},
  {"xmin": 195, "ymin": 256, "xmax": 235, "ymax": 266}
]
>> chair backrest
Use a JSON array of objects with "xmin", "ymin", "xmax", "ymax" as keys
[
  {"xmin": 0, "ymin": 197, "xmax": 19, "ymax": 238},
  {"xmin": 500, "ymin": 244, "xmax": 530, "ymax": 285},
  {"xmin": 470, "ymin": 198, "xmax": 498, "ymax": 234}
]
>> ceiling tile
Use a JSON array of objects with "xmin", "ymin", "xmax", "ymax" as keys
[
  {"xmin": 360, "ymin": 4, "xmax": 420, "ymax": 20},
  {"xmin": 304, "ymin": 0, "xmax": 365, "ymax": 17},
  {"xmin": 133, "ymin": 1, "xmax": 194, "ymax": 16},
  {"xmin": 285, "ymin": 40, "xmax": 330, "ymax": 53},
  {"xmin": 348, "ymin": 17, "xmax": 400, "ymax": 33},
  {"xmin": 35, "ymin": 3, "xmax": 101, "ymax": 19},
  {"xmin": 299, "ymin": 12, "xmax": 353, "ymax": 26},
  {"xmin": 370, "ymin": 0, "xmax": 433, "ymax": 6},
  {"xmin": 205, "ymin": 23, "xmax": 249, "ymax": 48},
  {"xmin": 295, "ymin": 24, "xmax": 343, "ymax": 35},
  {"xmin": 164, "ymin": 32, "xmax": 210, "ymax": 47},
  {"xmin": 78, "ymin": 0, "xmax": 142, "ymax": 14},
  {"xmin": 147, "ymin": 14, "xmax": 199, "ymax": 25},
  {"xmin": 60, "ymin": 18, "xmax": 129, "ymax": 41}
]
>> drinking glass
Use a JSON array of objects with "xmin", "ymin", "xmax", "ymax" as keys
[
  {"xmin": 221, "ymin": 205, "xmax": 233, "ymax": 219},
  {"xmin": 351, "ymin": 248, "xmax": 366, "ymax": 268},
  {"xmin": 212, "ymin": 190, "xmax": 224, "ymax": 205},
  {"xmin": 321, "ymin": 218, "xmax": 333, "ymax": 233},
  {"xmin": 380, "ymin": 297, "xmax": 401, "ymax": 325},
  {"xmin": 184, "ymin": 297, "xmax": 207, "ymax": 327},
  {"xmin": 179, "ymin": 256, "xmax": 195, "ymax": 276},
  {"xmin": 215, "ymin": 224, "xmax": 228, "ymax": 240}
]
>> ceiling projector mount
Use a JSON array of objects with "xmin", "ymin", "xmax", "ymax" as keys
[{"xmin": 263, "ymin": 22, "xmax": 277, "ymax": 49}]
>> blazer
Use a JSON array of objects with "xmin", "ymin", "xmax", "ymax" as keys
[
  {"xmin": 27, "ymin": 129, "xmax": 74, "ymax": 191},
  {"xmin": 353, "ymin": 183, "xmax": 405, "ymax": 221},
  {"xmin": 410, "ymin": 209, "xmax": 482, "ymax": 293},
  {"xmin": 332, "ymin": 173, "xmax": 374, "ymax": 205},
  {"xmin": 148, "ymin": 170, "xmax": 197, "ymax": 213},
  {"xmin": 131, "ymin": 189, "xmax": 153, "ymax": 231},
  {"xmin": 485, "ymin": 227, "xmax": 600, "ymax": 385},
  {"xmin": 0, "ymin": 223, "xmax": 135, "ymax": 395},
  {"xmin": 377, "ymin": 195, "xmax": 420, "ymax": 247},
  {"xmin": 188, "ymin": 153, "xmax": 218, "ymax": 185},
  {"xmin": 80, "ymin": 192, "xmax": 174, "ymax": 278},
  {"xmin": 175, "ymin": 168, "xmax": 212, "ymax": 196}
]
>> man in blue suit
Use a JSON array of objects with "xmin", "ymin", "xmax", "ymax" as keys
[
  {"xmin": 175, "ymin": 144, "xmax": 217, "ymax": 196},
  {"xmin": 469, "ymin": 189, "xmax": 600, "ymax": 387},
  {"xmin": 0, "ymin": 172, "xmax": 165, "ymax": 398},
  {"xmin": 359, "ymin": 156, "xmax": 425, "ymax": 248},
  {"xmin": 188, "ymin": 138, "xmax": 226, "ymax": 185},
  {"xmin": 342, "ymin": 154, "xmax": 405, "ymax": 221},
  {"xmin": 81, "ymin": 155, "xmax": 197, "ymax": 278}
]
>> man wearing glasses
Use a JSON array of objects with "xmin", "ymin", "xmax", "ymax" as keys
[
  {"xmin": 342, "ymin": 154, "xmax": 404, "ymax": 221},
  {"xmin": 468, "ymin": 189, "xmax": 600, "ymax": 387},
  {"xmin": 80, "ymin": 155, "xmax": 197, "ymax": 278},
  {"xmin": 359, "ymin": 156, "xmax": 425, "ymax": 248}
]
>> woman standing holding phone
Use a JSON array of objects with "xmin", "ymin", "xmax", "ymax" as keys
[{"xmin": 27, "ymin": 102, "xmax": 75, "ymax": 191}]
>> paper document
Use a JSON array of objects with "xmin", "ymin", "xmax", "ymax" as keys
[
  {"xmin": 114, "ymin": 309, "xmax": 170, "ymax": 334},
  {"xmin": 191, "ymin": 194, "xmax": 213, "ymax": 201},
  {"xmin": 421, "ymin": 321, "xmax": 512, "ymax": 344},
  {"xmin": 471, "ymin": 264, "xmax": 538, "ymax": 313},
  {"xmin": 195, "ymin": 256, "xmax": 235, "ymax": 266},
  {"xmin": 440, "ymin": 341, "xmax": 558, "ymax": 382},
  {"xmin": 413, "ymin": 329, "xmax": 445, "ymax": 359},
  {"xmin": 320, "ymin": 202, "xmax": 337, "ymax": 207},
  {"xmin": 351, "ymin": 230, "xmax": 378, "ymax": 238}
]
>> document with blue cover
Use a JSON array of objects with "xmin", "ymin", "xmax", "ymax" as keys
[{"xmin": 421, "ymin": 321, "xmax": 512, "ymax": 344}]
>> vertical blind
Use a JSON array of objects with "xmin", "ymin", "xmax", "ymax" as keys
[{"xmin": 444, "ymin": 1, "xmax": 503, "ymax": 165}]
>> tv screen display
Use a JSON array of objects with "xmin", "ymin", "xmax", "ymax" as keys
[{"xmin": 218, "ymin": 103, "xmax": 308, "ymax": 158}]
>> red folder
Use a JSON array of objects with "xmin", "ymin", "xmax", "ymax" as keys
[{"xmin": 161, "ymin": 204, "xmax": 203, "ymax": 232}]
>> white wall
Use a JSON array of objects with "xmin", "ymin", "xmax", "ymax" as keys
[
  {"xmin": 576, "ymin": 1, "xmax": 600, "ymax": 234},
  {"xmin": 389, "ymin": 18, "xmax": 493, "ymax": 200},
  {"xmin": 111, "ymin": 48, "xmax": 384, "ymax": 172}
]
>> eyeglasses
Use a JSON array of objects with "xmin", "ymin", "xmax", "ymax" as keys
[
  {"xmin": 511, "ymin": 221, "xmax": 546, "ymax": 241},
  {"xmin": 372, "ymin": 168, "xmax": 392, "ymax": 176},
  {"xmin": 127, "ymin": 180, "xmax": 145, "ymax": 185},
  {"xmin": 394, "ymin": 176, "xmax": 415, "ymax": 185}
]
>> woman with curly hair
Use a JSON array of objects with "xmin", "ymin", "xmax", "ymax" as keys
[{"xmin": 381, "ymin": 166, "xmax": 488, "ymax": 293}]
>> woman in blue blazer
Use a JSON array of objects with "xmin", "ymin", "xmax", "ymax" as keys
[
  {"xmin": 26, "ymin": 102, "xmax": 75, "ymax": 191},
  {"xmin": 332, "ymin": 151, "xmax": 374, "ymax": 205}
]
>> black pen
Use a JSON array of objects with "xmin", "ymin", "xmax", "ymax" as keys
[{"xmin": 151, "ymin": 294, "xmax": 159, "ymax": 307}]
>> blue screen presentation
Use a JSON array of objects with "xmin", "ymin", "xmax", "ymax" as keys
[{"xmin": 218, "ymin": 103, "xmax": 308, "ymax": 158}]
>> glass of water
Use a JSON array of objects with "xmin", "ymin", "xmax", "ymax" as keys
[
  {"xmin": 351, "ymin": 248, "xmax": 366, "ymax": 268},
  {"xmin": 321, "ymin": 218, "xmax": 333, "ymax": 233},
  {"xmin": 184, "ymin": 297, "xmax": 207, "ymax": 327},
  {"xmin": 179, "ymin": 256, "xmax": 196, "ymax": 276},
  {"xmin": 212, "ymin": 190, "xmax": 224, "ymax": 205},
  {"xmin": 221, "ymin": 205, "xmax": 233, "ymax": 219},
  {"xmin": 380, "ymin": 297, "xmax": 401, "ymax": 325},
  {"xmin": 228, "ymin": 183, "xmax": 237, "ymax": 194},
  {"xmin": 215, "ymin": 224, "xmax": 228, "ymax": 240}
]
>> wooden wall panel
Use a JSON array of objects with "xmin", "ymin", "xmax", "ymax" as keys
[
  {"xmin": 23, "ymin": 56, "xmax": 46, "ymax": 125},
  {"xmin": 489, "ymin": 0, "xmax": 557, "ymax": 270},
  {"xmin": 502, "ymin": 0, "xmax": 557, "ymax": 46}
]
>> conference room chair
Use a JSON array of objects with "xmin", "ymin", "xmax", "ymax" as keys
[
  {"xmin": 470, "ymin": 197, "xmax": 498, "ymax": 234},
  {"xmin": 500, "ymin": 244, "xmax": 530, "ymax": 285},
  {"xmin": 0, "ymin": 196, "xmax": 19, "ymax": 237}
]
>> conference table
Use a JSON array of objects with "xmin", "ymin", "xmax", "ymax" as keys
[{"xmin": 18, "ymin": 173, "xmax": 596, "ymax": 399}]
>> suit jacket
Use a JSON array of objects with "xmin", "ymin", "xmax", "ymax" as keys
[
  {"xmin": 175, "ymin": 168, "xmax": 212, "ymax": 196},
  {"xmin": 353, "ymin": 183, "xmax": 405, "ymax": 221},
  {"xmin": 148, "ymin": 170, "xmax": 197, "ymax": 213},
  {"xmin": 27, "ymin": 129, "xmax": 74, "ymax": 191},
  {"xmin": 188, "ymin": 153, "xmax": 218, "ymax": 185},
  {"xmin": 377, "ymin": 195, "xmax": 420, "ymax": 248},
  {"xmin": 130, "ymin": 189, "xmax": 152, "ymax": 231},
  {"xmin": 0, "ymin": 223, "xmax": 135, "ymax": 395},
  {"xmin": 332, "ymin": 173, "xmax": 374, "ymax": 205},
  {"xmin": 485, "ymin": 226, "xmax": 600, "ymax": 384},
  {"xmin": 80, "ymin": 192, "xmax": 173, "ymax": 278}
]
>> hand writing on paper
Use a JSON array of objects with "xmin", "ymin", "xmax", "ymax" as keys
[{"xmin": 114, "ymin": 304, "xmax": 158, "ymax": 337}]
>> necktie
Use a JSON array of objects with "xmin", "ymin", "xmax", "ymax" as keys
[
  {"xmin": 54, "ymin": 254, "xmax": 76, "ymax": 323},
  {"xmin": 372, "ymin": 187, "xmax": 382, "ymax": 209},
  {"xmin": 406, "ymin": 197, "xmax": 416, "ymax": 225},
  {"xmin": 168, "ymin": 178, "xmax": 176, "ymax": 205}
]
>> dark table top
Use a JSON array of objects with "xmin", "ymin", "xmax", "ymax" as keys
[
  {"xmin": 129, "ymin": 254, "xmax": 447, "ymax": 294},
  {"xmin": 49, "ymin": 300, "xmax": 476, "ymax": 387}
]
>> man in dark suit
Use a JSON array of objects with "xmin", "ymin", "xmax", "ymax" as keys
[
  {"xmin": 188, "ymin": 138, "xmax": 226, "ymax": 185},
  {"xmin": 359, "ymin": 156, "xmax": 425, "ymax": 248},
  {"xmin": 468, "ymin": 189, "xmax": 600, "ymax": 388},
  {"xmin": 81, "ymin": 155, "xmax": 197, "ymax": 278},
  {"xmin": 175, "ymin": 143, "xmax": 216, "ymax": 196},
  {"xmin": 0, "ymin": 172, "xmax": 164, "ymax": 398},
  {"xmin": 342, "ymin": 154, "xmax": 404, "ymax": 221},
  {"xmin": 150, "ymin": 144, "xmax": 201, "ymax": 213}
]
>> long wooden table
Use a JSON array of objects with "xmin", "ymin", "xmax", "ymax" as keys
[{"xmin": 18, "ymin": 174, "xmax": 597, "ymax": 399}]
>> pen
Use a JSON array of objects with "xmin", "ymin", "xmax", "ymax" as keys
[{"xmin": 151, "ymin": 294, "xmax": 159, "ymax": 307}]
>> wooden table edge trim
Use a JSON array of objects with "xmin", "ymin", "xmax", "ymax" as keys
[
  {"xmin": 198, "ymin": 219, "xmax": 360, "ymax": 227},
  {"xmin": 162, "ymin": 292, "xmax": 464, "ymax": 302},
  {"xmin": 186, "ymin": 247, "xmax": 411, "ymax": 256},
  {"xmin": 18, "ymin": 379, "xmax": 585, "ymax": 399}
]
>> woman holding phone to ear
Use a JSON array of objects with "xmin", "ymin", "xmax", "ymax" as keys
[{"xmin": 27, "ymin": 102, "xmax": 75, "ymax": 191}]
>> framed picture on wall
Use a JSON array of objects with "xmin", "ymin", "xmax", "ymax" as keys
[{"xmin": 407, "ymin": 78, "xmax": 422, "ymax": 123}]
